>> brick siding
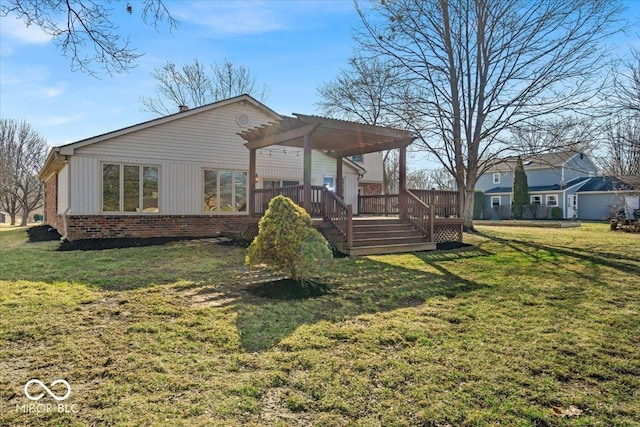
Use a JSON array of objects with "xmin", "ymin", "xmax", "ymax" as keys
[
  {"xmin": 43, "ymin": 174, "xmax": 65, "ymax": 234},
  {"xmin": 360, "ymin": 182, "xmax": 383, "ymax": 195},
  {"xmin": 64, "ymin": 214, "xmax": 249, "ymax": 241}
]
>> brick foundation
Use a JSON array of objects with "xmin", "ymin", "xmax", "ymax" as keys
[
  {"xmin": 64, "ymin": 215, "xmax": 249, "ymax": 241},
  {"xmin": 360, "ymin": 182, "xmax": 383, "ymax": 195}
]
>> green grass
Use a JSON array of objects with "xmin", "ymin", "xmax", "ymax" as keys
[{"xmin": 0, "ymin": 223, "xmax": 638, "ymax": 426}]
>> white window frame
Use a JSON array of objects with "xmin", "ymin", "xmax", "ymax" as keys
[
  {"xmin": 491, "ymin": 196, "xmax": 501, "ymax": 207},
  {"xmin": 493, "ymin": 172, "xmax": 500, "ymax": 184},
  {"xmin": 203, "ymin": 168, "xmax": 248, "ymax": 215},
  {"xmin": 530, "ymin": 195, "xmax": 542, "ymax": 205},
  {"xmin": 102, "ymin": 163, "xmax": 160, "ymax": 213},
  {"xmin": 546, "ymin": 195, "xmax": 558, "ymax": 206}
]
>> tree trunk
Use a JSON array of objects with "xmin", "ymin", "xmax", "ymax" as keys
[
  {"xmin": 463, "ymin": 188, "xmax": 475, "ymax": 231},
  {"xmin": 20, "ymin": 209, "xmax": 29, "ymax": 226},
  {"xmin": 10, "ymin": 214, "xmax": 16, "ymax": 226}
]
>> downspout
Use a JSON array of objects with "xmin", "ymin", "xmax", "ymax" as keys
[{"xmin": 61, "ymin": 156, "xmax": 71, "ymax": 241}]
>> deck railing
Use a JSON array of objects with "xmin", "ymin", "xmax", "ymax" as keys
[
  {"xmin": 404, "ymin": 189, "xmax": 434, "ymax": 240},
  {"xmin": 358, "ymin": 194, "xmax": 399, "ymax": 215},
  {"xmin": 254, "ymin": 185, "xmax": 325, "ymax": 217},
  {"xmin": 359, "ymin": 189, "xmax": 459, "ymax": 217},
  {"xmin": 322, "ymin": 189, "xmax": 353, "ymax": 248}
]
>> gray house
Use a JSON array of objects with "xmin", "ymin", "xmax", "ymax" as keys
[{"xmin": 476, "ymin": 151, "xmax": 638, "ymax": 220}]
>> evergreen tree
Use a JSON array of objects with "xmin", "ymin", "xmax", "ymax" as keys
[
  {"xmin": 512, "ymin": 157, "xmax": 529, "ymax": 219},
  {"xmin": 246, "ymin": 195, "xmax": 332, "ymax": 283}
]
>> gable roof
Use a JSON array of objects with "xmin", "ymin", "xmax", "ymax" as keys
[
  {"xmin": 483, "ymin": 151, "xmax": 590, "ymax": 173},
  {"xmin": 484, "ymin": 176, "xmax": 591, "ymax": 194},
  {"xmin": 39, "ymin": 94, "xmax": 279, "ymax": 180},
  {"xmin": 577, "ymin": 176, "xmax": 637, "ymax": 192},
  {"xmin": 59, "ymin": 94, "xmax": 279, "ymax": 155}
]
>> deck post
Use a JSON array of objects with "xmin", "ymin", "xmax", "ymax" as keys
[
  {"xmin": 249, "ymin": 148, "xmax": 256, "ymax": 217},
  {"xmin": 346, "ymin": 204, "xmax": 353, "ymax": 249},
  {"xmin": 336, "ymin": 156, "xmax": 343, "ymax": 198},
  {"xmin": 399, "ymin": 145, "xmax": 407, "ymax": 219},
  {"xmin": 303, "ymin": 133, "xmax": 312, "ymax": 213}
]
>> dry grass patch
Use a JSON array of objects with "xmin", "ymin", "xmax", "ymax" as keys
[{"xmin": 0, "ymin": 223, "xmax": 638, "ymax": 426}]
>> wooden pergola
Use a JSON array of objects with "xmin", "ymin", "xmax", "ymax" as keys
[{"xmin": 237, "ymin": 114, "xmax": 416, "ymax": 216}]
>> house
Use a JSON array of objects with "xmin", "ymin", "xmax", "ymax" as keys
[
  {"xmin": 476, "ymin": 151, "xmax": 638, "ymax": 220},
  {"xmin": 39, "ymin": 94, "xmax": 464, "ymax": 254},
  {"xmin": 39, "ymin": 95, "xmax": 383, "ymax": 240}
]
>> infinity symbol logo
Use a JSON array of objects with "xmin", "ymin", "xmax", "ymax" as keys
[{"xmin": 24, "ymin": 379, "xmax": 71, "ymax": 401}]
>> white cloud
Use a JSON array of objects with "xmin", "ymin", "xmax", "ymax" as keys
[
  {"xmin": 42, "ymin": 84, "xmax": 65, "ymax": 98},
  {"xmin": 172, "ymin": 1, "xmax": 284, "ymax": 35},
  {"xmin": 0, "ymin": 15, "xmax": 51, "ymax": 45},
  {"xmin": 171, "ymin": 0, "xmax": 352, "ymax": 36},
  {"xmin": 40, "ymin": 113, "xmax": 84, "ymax": 127}
]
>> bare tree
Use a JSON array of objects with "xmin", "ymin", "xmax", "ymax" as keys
[
  {"xmin": 355, "ymin": 0, "xmax": 624, "ymax": 230},
  {"xmin": 600, "ymin": 117, "xmax": 640, "ymax": 181},
  {"xmin": 509, "ymin": 118, "xmax": 596, "ymax": 158},
  {"xmin": 407, "ymin": 168, "xmax": 455, "ymax": 190},
  {"xmin": 0, "ymin": 0, "xmax": 177, "ymax": 76},
  {"xmin": 0, "ymin": 119, "xmax": 48, "ymax": 225},
  {"xmin": 317, "ymin": 56, "xmax": 404, "ymax": 194},
  {"xmin": 612, "ymin": 49, "xmax": 640, "ymax": 115},
  {"xmin": 141, "ymin": 59, "xmax": 270, "ymax": 116}
]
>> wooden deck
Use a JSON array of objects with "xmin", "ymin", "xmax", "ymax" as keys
[{"xmin": 244, "ymin": 187, "xmax": 463, "ymax": 256}]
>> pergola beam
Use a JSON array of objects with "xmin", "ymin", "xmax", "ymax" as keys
[
  {"xmin": 325, "ymin": 137, "xmax": 415, "ymax": 159},
  {"xmin": 243, "ymin": 123, "xmax": 320, "ymax": 150}
]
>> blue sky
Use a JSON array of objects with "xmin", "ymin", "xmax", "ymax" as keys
[
  {"xmin": 0, "ymin": 1, "xmax": 359, "ymax": 146},
  {"xmin": 1, "ymin": 0, "xmax": 639, "ymax": 154}
]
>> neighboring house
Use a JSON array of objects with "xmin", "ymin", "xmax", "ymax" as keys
[
  {"xmin": 38, "ymin": 95, "xmax": 385, "ymax": 241},
  {"xmin": 476, "ymin": 151, "xmax": 638, "ymax": 220}
]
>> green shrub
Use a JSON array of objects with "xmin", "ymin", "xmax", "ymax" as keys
[
  {"xmin": 245, "ymin": 195, "xmax": 333, "ymax": 283},
  {"xmin": 551, "ymin": 207, "xmax": 563, "ymax": 220}
]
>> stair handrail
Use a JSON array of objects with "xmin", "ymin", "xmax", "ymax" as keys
[
  {"xmin": 403, "ymin": 189, "xmax": 434, "ymax": 241},
  {"xmin": 322, "ymin": 189, "xmax": 353, "ymax": 248}
]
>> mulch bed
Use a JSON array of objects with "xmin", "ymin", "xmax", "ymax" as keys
[
  {"xmin": 436, "ymin": 241, "xmax": 472, "ymax": 250},
  {"xmin": 245, "ymin": 278, "xmax": 331, "ymax": 300},
  {"xmin": 57, "ymin": 236, "xmax": 206, "ymax": 251},
  {"xmin": 27, "ymin": 225, "xmax": 62, "ymax": 242}
]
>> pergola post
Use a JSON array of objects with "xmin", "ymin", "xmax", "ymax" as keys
[
  {"xmin": 248, "ymin": 148, "xmax": 256, "ymax": 217},
  {"xmin": 303, "ymin": 133, "xmax": 312, "ymax": 212},
  {"xmin": 336, "ymin": 156, "xmax": 343, "ymax": 198},
  {"xmin": 399, "ymin": 145, "xmax": 407, "ymax": 219}
]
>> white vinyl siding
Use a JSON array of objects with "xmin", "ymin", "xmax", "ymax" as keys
[
  {"xmin": 66, "ymin": 101, "xmax": 363, "ymax": 215},
  {"xmin": 57, "ymin": 164, "xmax": 69, "ymax": 214}
]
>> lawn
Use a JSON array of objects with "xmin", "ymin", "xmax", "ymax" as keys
[{"xmin": 0, "ymin": 223, "xmax": 638, "ymax": 426}]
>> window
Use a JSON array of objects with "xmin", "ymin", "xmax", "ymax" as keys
[
  {"xmin": 102, "ymin": 164, "xmax": 159, "ymax": 212},
  {"xmin": 493, "ymin": 173, "xmax": 500, "ymax": 184},
  {"xmin": 203, "ymin": 169, "xmax": 247, "ymax": 213},
  {"xmin": 546, "ymin": 195, "xmax": 558, "ymax": 206},
  {"xmin": 351, "ymin": 154, "xmax": 363, "ymax": 162},
  {"xmin": 263, "ymin": 179, "xmax": 300, "ymax": 188},
  {"xmin": 491, "ymin": 196, "xmax": 500, "ymax": 207},
  {"xmin": 323, "ymin": 176, "xmax": 335, "ymax": 191},
  {"xmin": 530, "ymin": 195, "xmax": 542, "ymax": 205}
]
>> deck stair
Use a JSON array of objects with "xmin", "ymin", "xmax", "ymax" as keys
[{"xmin": 324, "ymin": 217, "xmax": 436, "ymax": 256}]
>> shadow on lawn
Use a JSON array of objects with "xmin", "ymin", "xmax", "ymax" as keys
[
  {"xmin": 233, "ymin": 247, "xmax": 489, "ymax": 352},
  {"xmin": 476, "ymin": 231, "xmax": 640, "ymax": 278}
]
